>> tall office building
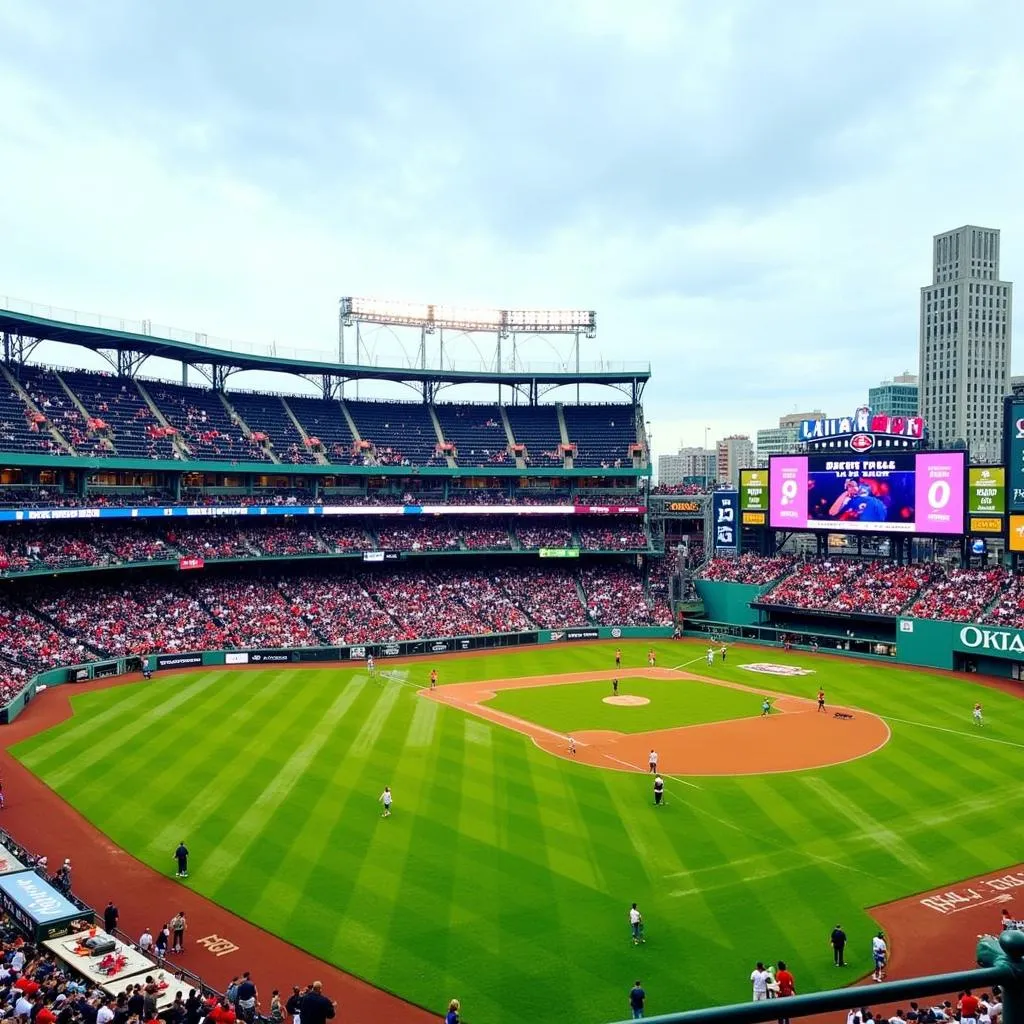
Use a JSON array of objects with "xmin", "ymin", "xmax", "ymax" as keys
[
  {"xmin": 755, "ymin": 411, "xmax": 826, "ymax": 464},
  {"xmin": 919, "ymin": 226, "xmax": 1013, "ymax": 463},
  {"xmin": 868, "ymin": 374, "xmax": 919, "ymax": 418},
  {"xmin": 657, "ymin": 447, "xmax": 716, "ymax": 486},
  {"xmin": 716, "ymin": 435, "xmax": 753, "ymax": 488}
]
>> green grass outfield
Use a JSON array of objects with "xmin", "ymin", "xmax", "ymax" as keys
[{"xmin": 12, "ymin": 641, "xmax": 1024, "ymax": 1024}]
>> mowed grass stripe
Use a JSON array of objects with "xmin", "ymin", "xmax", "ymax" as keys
[
  {"xmin": 141, "ymin": 670, "xmax": 329, "ymax": 859},
  {"xmin": 33, "ymin": 673, "xmax": 232, "ymax": 788},
  {"xmin": 49, "ymin": 670, "xmax": 282, "ymax": 830},
  {"xmin": 199, "ymin": 675, "xmax": 371, "ymax": 888}
]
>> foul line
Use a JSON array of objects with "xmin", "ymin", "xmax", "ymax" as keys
[
  {"xmin": 601, "ymin": 753, "xmax": 701, "ymax": 788},
  {"xmin": 882, "ymin": 715, "xmax": 1024, "ymax": 750}
]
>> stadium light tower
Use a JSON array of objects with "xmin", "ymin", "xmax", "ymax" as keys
[{"xmin": 338, "ymin": 296, "xmax": 597, "ymax": 400}]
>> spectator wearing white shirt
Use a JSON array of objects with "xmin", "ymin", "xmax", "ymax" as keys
[
  {"xmin": 750, "ymin": 962, "xmax": 771, "ymax": 1001},
  {"xmin": 14, "ymin": 993, "xmax": 33, "ymax": 1019},
  {"xmin": 97, "ymin": 998, "xmax": 116, "ymax": 1024},
  {"xmin": 139, "ymin": 927, "xmax": 154, "ymax": 954}
]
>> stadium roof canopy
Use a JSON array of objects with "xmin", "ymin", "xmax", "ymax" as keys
[{"xmin": 0, "ymin": 306, "xmax": 650, "ymax": 402}]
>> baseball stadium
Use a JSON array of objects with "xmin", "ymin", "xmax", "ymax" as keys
[{"xmin": 0, "ymin": 302, "xmax": 1022, "ymax": 1024}]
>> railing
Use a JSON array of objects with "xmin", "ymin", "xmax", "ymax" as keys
[
  {"xmin": 609, "ymin": 931, "xmax": 1024, "ymax": 1024},
  {"xmin": 2, "ymin": 296, "xmax": 650, "ymax": 375}
]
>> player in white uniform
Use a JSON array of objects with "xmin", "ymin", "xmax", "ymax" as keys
[
  {"xmin": 973, "ymin": 702, "xmax": 983, "ymax": 726},
  {"xmin": 367, "ymin": 655, "xmax": 375, "ymax": 676},
  {"xmin": 379, "ymin": 786, "xmax": 392, "ymax": 817},
  {"xmin": 871, "ymin": 933, "xmax": 888, "ymax": 981},
  {"xmin": 706, "ymin": 646, "xmax": 715, "ymax": 666}
]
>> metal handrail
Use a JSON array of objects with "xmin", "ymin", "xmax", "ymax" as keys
[{"xmin": 609, "ymin": 931, "xmax": 1024, "ymax": 1024}]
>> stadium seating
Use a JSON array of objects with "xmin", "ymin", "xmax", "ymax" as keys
[
  {"xmin": 56, "ymin": 369, "xmax": 178, "ymax": 459},
  {"xmin": 504, "ymin": 406, "xmax": 562, "ymax": 465},
  {"xmin": 699, "ymin": 554, "xmax": 796, "ymax": 585},
  {"xmin": 562, "ymin": 404, "xmax": 638, "ymax": 468},
  {"xmin": 283, "ymin": 394, "xmax": 357, "ymax": 463},
  {"xmin": 227, "ymin": 391, "xmax": 316, "ymax": 464},
  {"xmin": 434, "ymin": 404, "xmax": 510, "ymax": 466},
  {"xmin": 345, "ymin": 400, "xmax": 442, "ymax": 467},
  {"xmin": 909, "ymin": 567, "xmax": 1009, "ymax": 623},
  {"xmin": 146, "ymin": 380, "xmax": 269, "ymax": 462},
  {"xmin": 759, "ymin": 560, "xmax": 941, "ymax": 617}
]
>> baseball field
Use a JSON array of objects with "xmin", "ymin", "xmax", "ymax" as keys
[{"xmin": 10, "ymin": 640, "xmax": 1024, "ymax": 1024}]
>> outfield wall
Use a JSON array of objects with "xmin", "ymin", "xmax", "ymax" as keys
[
  {"xmin": 1, "ymin": 626, "xmax": 674, "ymax": 724},
  {"xmin": 693, "ymin": 580, "xmax": 768, "ymax": 625}
]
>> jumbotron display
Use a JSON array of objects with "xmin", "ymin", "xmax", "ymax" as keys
[{"xmin": 768, "ymin": 452, "xmax": 966, "ymax": 534}]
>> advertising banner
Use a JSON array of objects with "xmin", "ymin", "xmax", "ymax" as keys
[
  {"xmin": 0, "ymin": 871, "xmax": 87, "ymax": 941},
  {"xmin": 954, "ymin": 624, "xmax": 1024, "ymax": 656},
  {"xmin": 349, "ymin": 646, "xmax": 366, "ymax": 660},
  {"xmin": 971, "ymin": 517, "xmax": 1003, "ymax": 535},
  {"xmin": 666, "ymin": 501, "xmax": 701, "ymax": 512},
  {"xmin": 914, "ymin": 452, "xmax": 965, "ymax": 534},
  {"xmin": 711, "ymin": 491, "xmax": 739, "ymax": 553},
  {"xmin": 968, "ymin": 466, "xmax": 1005, "ymax": 516},
  {"xmin": 0, "ymin": 503, "xmax": 649, "ymax": 524},
  {"xmin": 247, "ymin": 652, "xmax": 291, "ymax": 664},
  {"xmin": 769, "ymin": 456, "xmax": 808, "ymax": 528},
  {"xmin": 538, "ymin": 548, "xmax": 580, "ymax": 558},
  {"xmin": 155, "ymin": 653, "xmax": 203, "ymax": 669},
  {"xmin": 178, "ymin": 557, "xmax": 205, "ymax": 570},
  {"xmin": 770, "ymin": 453, "xmax": 964, "ymax": 534},
  {"xmin": 739, "ymin": 469, "xmax": 768, "ymax": 512},
  {"xmin": 225, "ymin": 652, "xmax": 249, "ymax": 665},
  {"xmin": 1008, "ymin": 516, "xmax": 1024, "ymax": 552}
]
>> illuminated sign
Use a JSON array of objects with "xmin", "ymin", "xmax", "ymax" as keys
[
  {"xmin": 742, "ymin": 511, "xmax": 766, "ymax": 526},
  {"xmin": 712, "ymin": 492, "xmax": 739, "ymax": 552},
  {"xmin": 968, "ymin": 466, "xmax": 1005, "ymax": 516},
  {"xmin": 739, "ymin": 469, "xmax": 768, "ymax": 512},
  {"xmin": 1009, "ymin": 515, "xmax": 1024, "ymax": 552},
  {"xmin": 667, "ymin": 501, "xmax": 701, "ymax": 512},
  {"xmin": 768, "ymin": 452, "xmax": 965, "ymax": 535},
  {"xmin": 799, "ymin": 406, "xmax": 924, "ymax": 444},
  {"xmin": 970, "ymin": 517, "xmax": 1002, "ymax": 534},
  {"xmin": 539, "ymin": 548, "xmax": 581, "ymax": 558}
]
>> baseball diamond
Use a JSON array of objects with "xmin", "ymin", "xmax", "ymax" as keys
[{"xmin": 7, "ymin": 639, "xmax": 1024, "ymax": 1024}]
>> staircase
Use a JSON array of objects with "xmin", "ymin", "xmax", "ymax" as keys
[
  {"xmin": 428, "ymin": 405, "xmax": 458, "ymax": 469},
  {"xmin": 219, "ymin": 394, "xmax": 280, "ymax": 464},
  {"xmin": 52, "ymin": 372, "xmax": 117, "ymax": 454},
  {"xmin": 555, "ymin": 402, "xmax": 575, "ymax": 469},
  {"xmin": 0, "ymin": 366, "xmax": 77, "ymax": 455},
  {"xmin": 134, "ymin": 381, "xmax": 191, "ymax": 460},
  {"xmin": 499, "ymin": 406, "xmax": 526, "ymax": 469},
  {"xmin": 338, "ymin": 399, "xmax": 361, "ymax": 442},
  {"xmin": 574, "ymin": 574, "xmax": 591, "ymax": 620},
  {"xmin": 281, "ymin": 398, "xmax": 329, "ymax": 466}
]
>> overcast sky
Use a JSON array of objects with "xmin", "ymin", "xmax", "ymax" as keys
[{"xmin": 1, "ymin": 0, "xmax": 1022, "ymax": 461}]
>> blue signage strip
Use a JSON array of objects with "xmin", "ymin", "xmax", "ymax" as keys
[
  {"xmin": 0, "ymin": 870, "xmax": 86, "ymax": 940},
  {"xmin": 0, "ymin": 503, "xmax": 647, "ymax": 523}
]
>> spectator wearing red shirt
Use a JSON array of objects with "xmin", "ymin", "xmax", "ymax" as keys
[
  {"xmin": 961, "ymin": 991, "xmax": 980, "ymax": 1024},
  {"xmin": 775, "ymin": 961, "xmax": 796, "ymax": 1024}
]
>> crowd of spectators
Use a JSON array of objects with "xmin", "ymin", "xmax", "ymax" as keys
[
  {"xmin": 580, "ymin": 565, "xmax": 654, "ymax": 626},
  {"xmin": 577, "ymin": 521, "xmax": 648, "ymax": 551},
  {"xmin": 982, "ymin": 574, "xmax": 1024, "ymax": 630},
  {"xmin": 760, "ymin": 561, "xmax": 941, "ymax": 617},
  {"xmin": 908, "ymin": 567, "xmax": 1010, "ymax": 622},
  {"xmin": 650, "ymin": 482, "xmax": 708, "ymax": 495},
  {"xmin": 699, "ymin": 554, "xmax": 796, "ymax": 585},
  {"xmin": 515, "ymin": 522, "xmax": 573, "ymax": 550}
]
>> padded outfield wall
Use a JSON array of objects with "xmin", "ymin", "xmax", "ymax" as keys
[{"xmin": 695, "ymin": 581, "xmax": 1024, "ymax": 681}]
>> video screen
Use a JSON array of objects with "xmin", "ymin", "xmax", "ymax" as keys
[{"xmin": 769, "ymin": 452, "xmax": 965, "ymax": 535}]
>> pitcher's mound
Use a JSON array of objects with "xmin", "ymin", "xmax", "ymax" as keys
[{"xmin": 602, "ymin": 695, "xmax": 650, "ymax": 706}]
